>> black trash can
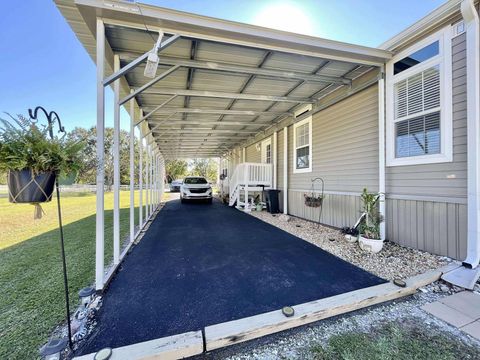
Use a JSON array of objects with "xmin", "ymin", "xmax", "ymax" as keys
[{"xmin": 264, "ymin": 189, "xmax": 280, "ymax": 214}]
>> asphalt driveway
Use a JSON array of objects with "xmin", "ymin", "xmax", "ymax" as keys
[{"xmin": 77, "ymin": 198, "xmax": 385, "ymax": 355}]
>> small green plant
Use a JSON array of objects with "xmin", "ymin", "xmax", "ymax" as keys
[
  {"xmin": 360, "ymin": 188, "xmax": 383, "ymax": 240},
  {"xmin": 0, "ymin": 113, "xmax": 83, "ymax": 176}
]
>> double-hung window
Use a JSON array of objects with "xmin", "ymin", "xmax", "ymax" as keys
[
  {"xmin": 293, "ymin": 116, "xmax": 312, "ymax": 173},
  {"xmin": 386, "ymin": 26, "xmax": 452, "ymax": 166}
]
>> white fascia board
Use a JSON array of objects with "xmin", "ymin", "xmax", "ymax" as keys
[
  {"xmin": 73, "ymin": 0, "xmax": 391, "ymax": 66},
  {"xmin": 379, "ymin": 0, "xmax": 464, "ymax": 51}
]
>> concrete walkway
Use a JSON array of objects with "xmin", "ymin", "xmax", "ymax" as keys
[{"xmin": 422, "ymin": 291, "xmax": 480, "ymax": 339}]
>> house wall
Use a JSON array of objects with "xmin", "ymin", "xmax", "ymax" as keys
[{"xmin": 235, "ymin": 27, "xmax": 468, "ymax": 261}]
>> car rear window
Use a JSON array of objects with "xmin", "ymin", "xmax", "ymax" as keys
[{"xmin": 184, "ymin": 177, "xmax": 207, "ymax": 184}]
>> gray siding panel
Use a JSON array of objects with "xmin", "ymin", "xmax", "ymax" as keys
[
  {"xmin": 385, "ymin": 198, "xmax": 467, "ymax": 260},
  {"xmin": 289, "ymin": 84, "xmax": 379, "ymax": 193},
  {"xmin": 385, "ymin": 33, "xmax": 467, "ymax": 200}
]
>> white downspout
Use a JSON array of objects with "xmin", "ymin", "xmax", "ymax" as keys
[
  {"xmin": 378, "ymin": 68, "xmax": 386, "ymax": 241},
  {"xmin": 462, "ymin": 0, "xmax": 480, "ymax": 268}
]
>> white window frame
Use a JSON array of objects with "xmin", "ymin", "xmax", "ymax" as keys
[
  {"xmin": 261, "ymin": 138, "xmax": 272, "ymax": 164},
  {"xmin": 293, "ymin": 116, "xmax": 312, "ymax": 173},
  {"xmin": 386, "ymin": 25, "xmax": 452, "ymax": 167}
]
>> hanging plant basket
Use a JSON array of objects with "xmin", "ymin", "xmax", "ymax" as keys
[
  {"xmin": 8, "ymin": 169, "xmax": 56, "ymax": 204},
  {"xmin": 304, "ymin": 194, "xmax": 323, "ymax": 208}
]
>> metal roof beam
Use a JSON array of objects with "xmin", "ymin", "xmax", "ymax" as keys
[
  {"xmin": 144, "ymin": 107, "xmax": 289, "ymax": 116},
  {"xmin": 152, "ymin": 128, "xmax": 258, "ymax": 133},
  {"xmin": 149, "ymin": 120, "xmax": 269, "ymax": 127},
  {"xmin": 118, "ymin": 53, "xmax": 351, "ymax": 85},
  {"xmin": 143, "ymin": 89, "xmax": 313, "ymax": 103}
]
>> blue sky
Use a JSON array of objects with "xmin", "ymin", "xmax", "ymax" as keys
[{"xmin": 0, "ymin": 0, "xmax": 445, "ymax": 132}]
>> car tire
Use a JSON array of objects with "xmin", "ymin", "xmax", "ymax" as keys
[
  {"xmin": 180, "ymin": 198, "xmax": 184, "ymax": 204},
  {"xmin": 207, "ymin": 198, "xmax": 213, "ymax": 204}
]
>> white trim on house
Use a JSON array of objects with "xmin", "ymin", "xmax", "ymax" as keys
[
  {"xmin": 292, "ymin": 117, "xmax": 312, "ymax": 174},
  {"xmin": 462, "ymin": 0, "xmax": 480, "ymax": 268},
  {"xmin": 261, "ymin": 138, "xmax": 272, "ymax": 164},
  {"xmin": 385, "ymin": 25, "xmax": 453, "ymax": 167}
]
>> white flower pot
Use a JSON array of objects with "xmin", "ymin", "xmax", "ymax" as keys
[
  {"xmin": 344, "ymin": 234, "xmax": 358, "ymax": 243},
  {"xmin": 358, "ymin": 235, "xmax": 384, "ymax": 253}
]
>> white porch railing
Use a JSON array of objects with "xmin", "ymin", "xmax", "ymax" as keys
[{"xmin": 229, "ymin": 163, "xmax": 272, "ymax": 207}]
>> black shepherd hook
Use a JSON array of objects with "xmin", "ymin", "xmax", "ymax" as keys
[
  {"xmin": 28, "ymin": 106, "xmax": 66, "ymax": 140},
  {"xmin": 28, "ymin": 106, "xmax": 72, "ymax": 349}
]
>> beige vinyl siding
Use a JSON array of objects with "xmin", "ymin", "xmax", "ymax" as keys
[
  {"xmin": 288, "ymin": 84, "xmax": 379, "ymax": 193},
  {"xmin": 385, "ymin": 33, "xmax": 467, "ymax": 200},
  {"xmin": 245, "ymin": 141, "xmax": 262, "ymax": 163}
]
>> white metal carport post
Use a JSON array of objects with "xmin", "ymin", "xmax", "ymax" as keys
[
  {"xmin": 95, "ymin": 19, "xmax": 105, "ymax": 290},
  {"xmin": 129, "ymin": 92, "xmax": 135, "ymax": 243},
  {"xmin": 139, "ymin": 114, "xmax": 143, "ymax": 228},
  {"xmin": 283, "ymin": 127, "xmax": 288, "ymax": 214},
  {"xmin": 113, "ymin": 54, "xmax": 121, "ymax": 265}
]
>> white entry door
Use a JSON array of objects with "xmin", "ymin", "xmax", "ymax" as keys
[{"xmin": 261, "ymin": 138, "xmax": 272, "ymax": 164}]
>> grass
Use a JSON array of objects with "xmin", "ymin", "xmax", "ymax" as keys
[
  {"xmin": 0, "ymin": 190, "xmax": 143, "ymax": 359},
  {"xmin": 310, "ymin": 320, "xmax": 479, "ymax": 360}
]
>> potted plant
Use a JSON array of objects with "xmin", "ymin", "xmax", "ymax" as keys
[
  {"xmin": 358, "ymin": 188, "xmax": 384, "ymax": 253},
  {"xmin": 304, "ymin": 193, "xmax": 323, "ymax": 207},
  {"xmin": 341, "ymin": 227, "xmax": 359, "ymax": 243},
  {"xmin": 0, "ymin": 113, "xmax": 83, "ymax": 216}
]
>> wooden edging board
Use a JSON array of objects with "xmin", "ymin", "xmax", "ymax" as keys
[
  {"xmin": 74, "ymin": 331, "xmax": 203, "ymax": 360},
  {"xmin": 204, "ymin": 269, "xmax": 445, "ymax": 351}
]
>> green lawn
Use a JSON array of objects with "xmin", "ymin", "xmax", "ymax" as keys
[
  {"xmin": 0, "ymin": 190, "xmax": 143, "ymax": 359},
  {"xmin": 311, "ymin": 320, "xmax": 479, "ymax": 360}
]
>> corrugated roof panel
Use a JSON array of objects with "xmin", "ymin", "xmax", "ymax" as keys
[
  {"xmin": 229, "ymin": 100, "xmax": 275, "ymax": 112},
  {"xmin": 188, "ymin": 97, "xmax": 233, "ymax": 108},
  {"xmin": 107, "ymin": 26, "xmax": 192, "ymax": 58},
  {"xmin": 318, "ymin": 62, "xmax": 358, "ymax": 77},
  {"xmin": 263, "ymin": 52, "xmax": 324, "ymax": 73},
  {"xmin": 195, "ymin": 41, "xmax": 265, "ymax": 66},
  {"xmin": 190, "ymin": 70, "xmax": 248, "ymax": 92},
  {"xmin": 126, "ymin": 66, "xmax": 188, "ymax": 89},
  {"xmin": 242, "ymin": 77, "xmax": 297, "ymax": 96}
]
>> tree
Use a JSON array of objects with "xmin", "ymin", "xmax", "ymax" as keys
[
  {"xmin": 66, "ymin": 127, "xmax": 140, "ymax": 189},
  {"xmin": 165, "ymin": 159, "xmax": 188, "ymax": 183},
  {"xmin": 189, "ymin": 158, "xmax": 218, "ymax": 183}
]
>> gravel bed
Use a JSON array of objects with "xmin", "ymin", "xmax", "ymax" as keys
[
  {"xmin": 248, "ymin": 211, "xmax": 450, "ymax": 281},
  {"xmin": 203, "ymin": 282, "xmax": 480, "ymax": 360}
]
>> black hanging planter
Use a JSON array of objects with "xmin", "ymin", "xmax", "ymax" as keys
[
  {"xmin": 8, "ymin": 169, "xmax": 56, "ymax": 203},
  {"xmin": 304, "ymin": 195, "xmax": 323, "ymax": 208}
]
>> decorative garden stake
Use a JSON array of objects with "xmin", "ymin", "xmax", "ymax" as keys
[
  {"xmin": 28, "ymin": 106, "xmax": 73, "ymax": 348},
  {"xmin": 94, "ymin": 348, "xmax": 113, "ymax": 360}
]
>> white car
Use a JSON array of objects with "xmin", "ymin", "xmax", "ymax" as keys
[{"xmin": 180, "ymin": 176, "xmax": 213, "ymax": 203}]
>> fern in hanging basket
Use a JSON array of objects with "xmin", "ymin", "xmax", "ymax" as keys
[
  {"xmin": 0, "ymin": 113, "xmax": 84, "ymax": 217},
  {"xmin": 304, "ymin": 193, "xmax": 323, "ymax": 208}
]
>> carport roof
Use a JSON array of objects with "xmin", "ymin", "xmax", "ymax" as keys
[{"xmin": 55, "ymin": 0, "xmax": 392, "ymax": 159}]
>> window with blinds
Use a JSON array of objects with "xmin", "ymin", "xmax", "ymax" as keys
[
  {"xmin": 386, "ymin": 26, "xmax": 452, "ymax": 166},
  {"xmin": 293, "ymin": 117, "xmax": 312, "ymax": 172},
  {"xmin": 394, "ymin": 65, "xmax": 441, "ymax": 158}
]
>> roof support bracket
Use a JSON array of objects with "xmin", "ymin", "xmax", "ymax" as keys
[
  {"xmin": 119, "ymin": 65, "xmax": 181, "ymax": 105},
  {"xmin": 134, "ymin": 94, "xmax": 177, "ymax": 126},
  {"xmin": 103, "ymin": 34, "xmax": 181, "ymax": 87}
]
